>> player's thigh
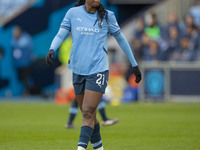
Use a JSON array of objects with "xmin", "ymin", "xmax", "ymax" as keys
[
  {"xmin": 82, "ymin": 89, "xmax": 103, "ymax": 113},
  {"xmin": 82, "ymin": 70, "xmax": 109, "ymax": 112}
]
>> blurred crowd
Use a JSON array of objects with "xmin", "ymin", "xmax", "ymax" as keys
[{"xmin": 131, "ymin": 0, "xmax": 200, "ymax": 62}]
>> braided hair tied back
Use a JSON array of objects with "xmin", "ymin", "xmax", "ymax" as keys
[{"xmin": 75, "ymin": 0, "xmax": 85, "ymax": 6}]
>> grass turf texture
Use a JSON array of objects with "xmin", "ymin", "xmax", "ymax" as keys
[{"xmin": 0, "ymin": 101, "xmax": 200, "ymax": 150}]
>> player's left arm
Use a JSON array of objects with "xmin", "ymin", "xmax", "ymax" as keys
[
  {"xmin": 114, "ymin": 32, "xmax": 137, "ymax": 67},
  {"xmin": 108, "ymin": 11, "xmax": 141, "ymax": 83},
  {"xmin": 114, "ymin": 32, "xmax": 142, "ymax": 83}
]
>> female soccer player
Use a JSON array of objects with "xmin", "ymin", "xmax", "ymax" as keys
[{"xmin": 46, "ymin": 0, "xmax": 142, "ymax": 149}]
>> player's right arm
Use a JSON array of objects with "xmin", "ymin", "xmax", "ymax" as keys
[
  {"xmin": 46, "ymin": 28, "xmax": 69, "ymax": 65},
  {"xmin": 46, "ymin": 9, "xmax": 72, "ymax": 66},
  {"xmin": 50, "ymin": 28, "xmax": 70, "ymax": 52}
]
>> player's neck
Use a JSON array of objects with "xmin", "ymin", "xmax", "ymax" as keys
[{"xmin": 84, "ymin": 4, "xmax": 97, "ymax": 14}]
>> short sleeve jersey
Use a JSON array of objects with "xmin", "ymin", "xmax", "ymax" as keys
[{"xmin": 60, "ymin": 5, "xmax": 120, "ymax": 75}]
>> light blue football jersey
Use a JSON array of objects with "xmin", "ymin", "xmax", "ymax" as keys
[{"xmin": 60, "ymin": 5, "xmax": 120, "ymax": 75}]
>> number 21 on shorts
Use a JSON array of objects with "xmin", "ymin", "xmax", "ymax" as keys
[{"xmin": 96, "ymin": 73, "xmax": 105, "ymax": 88}]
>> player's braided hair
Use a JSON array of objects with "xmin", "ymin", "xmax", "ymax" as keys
[{"xmin": 75, "ymin": 0, "xmax": 108, "ymax": 27}]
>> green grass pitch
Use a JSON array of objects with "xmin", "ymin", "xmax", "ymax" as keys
[{"xmin": 0, "ymin": 101, "xmax": 200, "ymax": 150}]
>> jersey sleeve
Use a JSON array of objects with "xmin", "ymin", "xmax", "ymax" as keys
[
  {"xmin": 108, "ymin": 12, "xmax": 121, "ymax": 36},
  {"xmin": 60, "ymin": 9, "xmax": 72, "ymax": 31}
]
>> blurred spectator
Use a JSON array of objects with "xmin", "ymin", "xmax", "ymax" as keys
[
  {"xmin": 11, "ymin": 26, "xmax": 34, "ymax": 95},
  {"xmin": 189, "ymin": 0, "xmax": 200, "ymax": 27},
  {"xmin": 141, "ymin": 33, "xmax": 150, "ymax": 48},
  {"xmin": 163, "ymin": 26, "xmax": 180, "ymax": 60},
  {"xmin": 180, "ymin": 13, "xmax": 195, "ymax": 35},
  {"xmin": 172, "ymin": 36, "xmax": 196, "ymax": 61},
  {"xmin": 143, "ymin": 40, "xmax": 162, "ymax": 61},
  {"xmin": 131, "ymin": 15, "xmax": 146, "ymax": 62},
  {"xmin": 185, "ymin": 24, "xmax": 200, "ymax": 53},
  {"xmin": 164, "ymin": 12, "xmax": 180, "ymax": 39},
  {"xmin": 130, "ymin": 39, "xmax": 144, "ymax": 62},
  {"xmin": 145, "ymin": 13, "xmax": 161, "ymax": 39},
  {"xmin": 139, "ymin": 33, "xmax": 150, "ymax": 59},
  {"xmin": 134, "ymin": 16, "xmax": 146, "ymax": 41}
]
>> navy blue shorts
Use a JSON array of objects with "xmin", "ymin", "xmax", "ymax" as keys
[{"xmin": 73, "ymin": 70, "xmax": 109, "ymax": 95}]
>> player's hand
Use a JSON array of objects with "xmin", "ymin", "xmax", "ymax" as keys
[
  {"xmin": 46, "ymin": 49, "xmax": 55, "ymax": 66},
  {"xmin": 132, "ymin": 65, "xmax": 142, "ymax": 83}
]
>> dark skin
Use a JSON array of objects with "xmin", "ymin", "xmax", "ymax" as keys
[
  {"xmin": 46, "ymin": 0, "xmax": 142, "ymax": 129},
  {"xmin": 77, "ymin": 90, "xmax": 102, "ymax": 128},
  {"xmin": 85, "ymin": 0, "xmax": 101, "ymax": 13},
  {"xmin": 76, "ymin": 0, "xmax": 102, "ymax": 129}
]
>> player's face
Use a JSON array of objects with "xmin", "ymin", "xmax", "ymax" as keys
[{"xmin": 86, "ymin": 0, "xmax": 101, "ymax": 8}]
